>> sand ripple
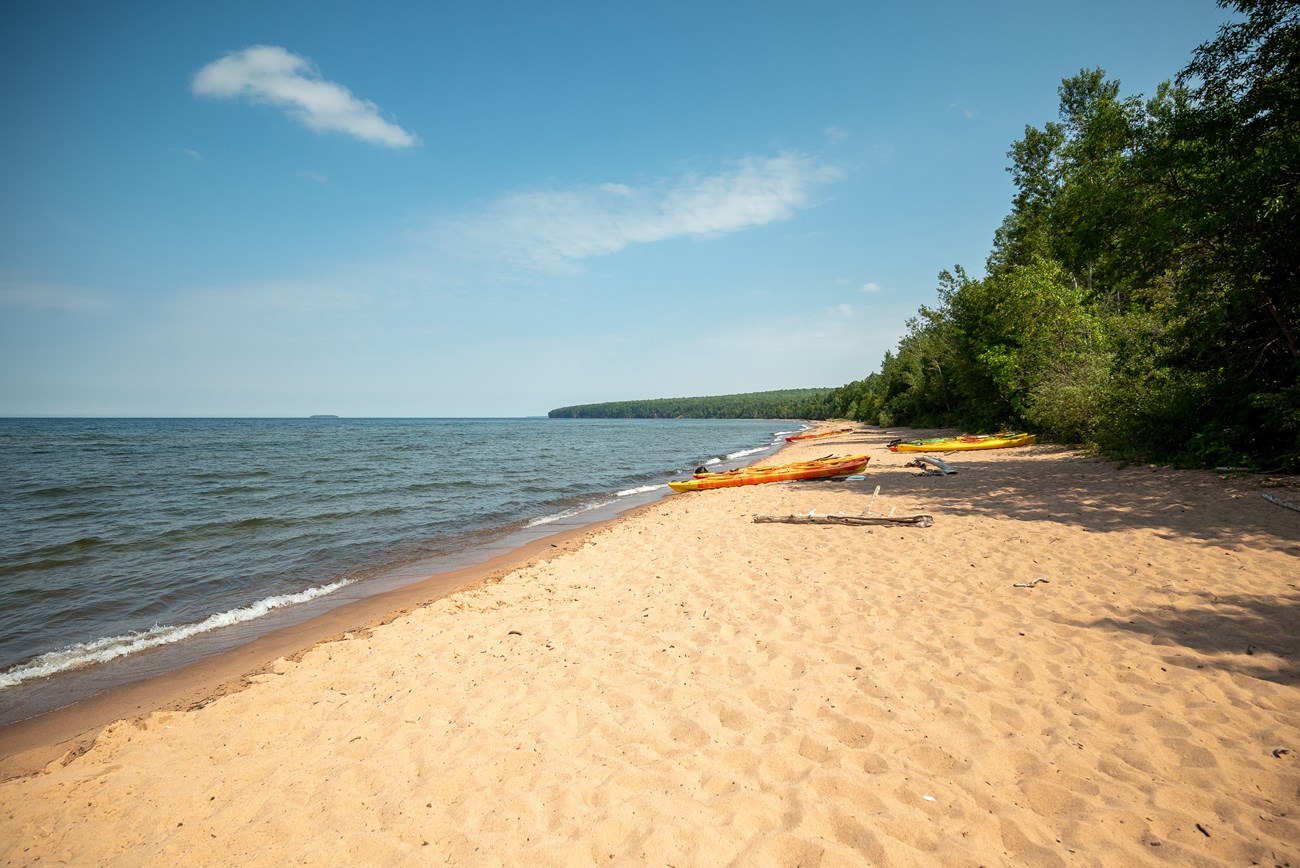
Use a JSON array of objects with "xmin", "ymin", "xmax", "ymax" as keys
[{"xmin": 2, "ymin": 427, "xmax": 1297, "ymax": 866}]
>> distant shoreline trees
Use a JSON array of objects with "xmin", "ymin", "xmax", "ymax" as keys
[{"xmin": 548, "ymin": 389, "xmax": 835, "ymax": 420}]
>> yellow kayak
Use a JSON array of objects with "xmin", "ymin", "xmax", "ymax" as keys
[
  {"xmin": 889, "ymin": 433, "xmax": 1036, "ymax": 453},
  {"xmin": 669, "ymin": 455, "xmax": 869, "ymax": 492}
]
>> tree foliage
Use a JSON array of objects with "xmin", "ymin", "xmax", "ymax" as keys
[
  {"xmin": 823, "ymin": 0, "xmax": 1299, "ymax": 470},
  {"xmin": 554, "ymin": 4, "xmax": 1296, "ymax": 469}
]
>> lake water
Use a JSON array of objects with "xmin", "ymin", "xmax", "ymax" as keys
[{"xmin": 0, "ymin": 417, "xmax": 799, "ymax": 722}]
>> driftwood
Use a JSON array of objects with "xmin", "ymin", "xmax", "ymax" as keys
[
  {"xmin": 754, "ymin": 512, "xmax": 934, "ymax": 528},
  {"xmin": 1262, "ymin": 492, "xmax": 1300, "ymax": 513},
  {"xmin": 907, "ymin": 456, "xmax": 957, "ymax": 475}
]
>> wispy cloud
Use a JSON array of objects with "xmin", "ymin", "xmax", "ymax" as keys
[
  {"xmin": 434, "ymin": 152, "xmax": 843, "ymax": 272},
  {"xmin": 0, "ymin": 279, "xmax": 111, "ymax": 312},
  {"xmin": 192, "ymin": 45, "xmax": 419, "ymax": 149},
  {"xmin": 860, "ymin": 281, "xmax": 883, "ymax": 293},
  {"xmin": 948, "ymin": 102, "xmax": 977, "ymax": 120},
  {"xmin": 297, "ymin": 170, "xmax": 329, "ymax": 183}
]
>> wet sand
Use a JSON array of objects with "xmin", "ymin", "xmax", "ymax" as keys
[{"xmin": 2, "ymin": 425, "xmax": 1297, "ymax": 865}]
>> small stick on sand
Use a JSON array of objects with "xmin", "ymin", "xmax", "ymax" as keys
[
  {"xmin": 1261, "ymin": 493, "xmax": 1300, "ymax": 513},
  {"xmin": 1013, "ymin": 577, "xmax": 1050, "ymax": 589}
]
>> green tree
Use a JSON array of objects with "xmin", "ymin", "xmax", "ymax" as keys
[{"xmin": 1137, "ymin": 0, "xmax": 1300, "ymax": 465}]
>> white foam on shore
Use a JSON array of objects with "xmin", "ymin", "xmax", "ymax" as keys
[
  {"xmin": 725, "ymin": 445, "xmax": 768, "ymax": 460},
  {"xmin": 0, "ymin": 579, "xmax": 354, "ymax": 691},
  {"xmin": 524, "ymin": 499, "xmax": 617, "ymax": 529},
  {"xmin": 615, "ymin": 484, "xmax": 661, "ymax": 497}
]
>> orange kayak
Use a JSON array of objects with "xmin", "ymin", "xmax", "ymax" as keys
[
  {"xmin": 669, "ymin": 455, "xmax": 869, "ymax": 492},
  {"xmin": 785, "ymin": 427, "xmax": 854, "ymax": 442},
  {"xmin": 693, "ymin": 454, "xmax": 847, "ymax": 478}
]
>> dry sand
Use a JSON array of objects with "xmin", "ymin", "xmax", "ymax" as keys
[{"xmin": 1, "ymin": 425, "xmax": 1297, "ymax": 866}]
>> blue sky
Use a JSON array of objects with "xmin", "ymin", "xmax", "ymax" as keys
[{"xmin": 1, "ymin": 1, "xmax": 1237, "ymax": 417}]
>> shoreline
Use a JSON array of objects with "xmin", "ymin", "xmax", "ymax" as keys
[
  {"xmin": 0, "ymin": 498, "xmax": 662, "ymax": 781},
  {"xmin": 0, "ymin": 422, "xmax": 792, "ymax": 738},
  {"xmin": 0, "ymin": 422, "xmax": 802, "ymax": 778},
  {"xmin": 3, "ymin": 424, "xmax": 1297, "ymax": 864}
]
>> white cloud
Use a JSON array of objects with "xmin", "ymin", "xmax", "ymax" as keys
[
  {"xmin": 861, "ymin": 281, "xmax": 883, "ymax": 293},
  {"xmin": 435, "ymin": 152, "xmax": 843, "ymax": 272},
  {"xmin": 192, "ymin": 45, "xmax": 419, "ymax": 148},
  {"xmin": 298, "ymin": 170, "xmax": 329, "ymax": 183},
  {"xmin": 829, "ymin": 303, "xmax": 855, "ymax": 318},
  {"xmin": 825, "ymin": 125, "xmax": 848, "ymax": 145}
]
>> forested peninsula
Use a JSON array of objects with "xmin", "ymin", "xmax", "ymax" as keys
[
  {"xmin": 555, "ymin": 1, "xmax": 1298, "ymax": 471},
  {"xmin": 547, "ymin": 389, "xmax": 835, "ymax": 419}
]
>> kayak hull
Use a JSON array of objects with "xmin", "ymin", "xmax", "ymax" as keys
[
  {"xmin": 669, "ymin": 456, "xmax": 869, "ymax": 491},
  {"xmin": 786, "ymin": 428, "xmax": 854, "ymax": 442},
  {"xmin": 890, "ymin": 433, "xmax": 1036, "ymax": 453}
]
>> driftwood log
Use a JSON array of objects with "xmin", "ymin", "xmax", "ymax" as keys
[
  {"xmin": 1262, "ymin": 492, "xmax": 1300, "ymax": 513},
  {"xmin": 906, "ymin": 455, "xmax": 957, "ymax": 475},
  {"xmin": 753, "ymin": 513, "xmax": 934, "ymax": 528}
]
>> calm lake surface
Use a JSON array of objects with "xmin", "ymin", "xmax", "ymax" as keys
[{"xmin": 0, "ymin": 417, "xmax": 799, "ymax": 722}]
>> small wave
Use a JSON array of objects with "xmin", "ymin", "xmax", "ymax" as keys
[
  {"xmin": 233, "ymin": 517, "xmax": 278, "ymax": 529},
  {"xmin": 26, "ymin": 486, "xmax": 77, "ymax": 499},
  {"xmin": 524, "ymin": 499, "xmax": 615, "ymax": 528},
  {"xmin": 4, "ymin": 537, "xmax": 111, "ymax": 575},
  {"xmin": 701, "ymin": 457, "xmax": 722, "ymax": 466},
  {"xmin": 191, "ymin": 469, "xmax": 273, "ymax": 481},
  {"xmin": 725, "ymin": 446, "xmax": 768, "ymax": 460},
  {"xmin": 615, "ymin": 484, "xmax": 661, "ymax": 497},
  {"xmin": 0, "ymin": 579, "xmax": 353, "ymax": 691},
  {"xmin": 199, "ymin": 485, "xmax": 268, "ymax": 497}
]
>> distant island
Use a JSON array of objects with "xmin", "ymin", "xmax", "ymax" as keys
[
  {"xmin": 308, "ymin": 414, "xmax": 340, "ymax": 419},
  {"xmin": 548, "ymin": 389, "xmax": 833, "ymax": 420}
]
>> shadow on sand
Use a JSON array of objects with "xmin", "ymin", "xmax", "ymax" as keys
[
  {"xmin": 1068, "ymin": 590, "xmax": 1300, "ymax": 686},
  {"xmin": 839, "ymin": 437, "xmax": 1300, "ymax": 558},
  {"xmin": 823, "ymin": 430, "xmax": 1300, "ymax": 684}
]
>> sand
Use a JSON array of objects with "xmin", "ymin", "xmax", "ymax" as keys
[{"xmin": 1, "ymin": 425, "xmax": 1297, "ymax": 866}]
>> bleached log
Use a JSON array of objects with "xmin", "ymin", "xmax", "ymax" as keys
[
  {"xmin": 754, "ymin": 511, "xmax": 935, "ymax": 524},
  {"xmin": 909, "ymin": 455, "xmax": 956, "ymax": 475},
  {"xmin": 1262, "ymin": 492, "xmax": 1300, "ymax": 513}
]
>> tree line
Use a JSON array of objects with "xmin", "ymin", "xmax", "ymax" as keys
[
  {"xmin": 548, "ymin": 389, "xmax": 835, "ymax": 420},
  {"xmin": 826, "ymin": 0, "xmax": 1297, "ymax": 470},
  {"xmin": 552, "ymin": 2, "xmax": 1296, "ymax": 470}
]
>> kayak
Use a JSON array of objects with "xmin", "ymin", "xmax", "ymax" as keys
[
  {"xmin": 889, "ymin": 433, "xmax": 1036, "ymax": 453},
  {"xmin": 889, "ymin": 432, "xmax": 1036, "ymax": 452},
  {"xmin": 693, "ymin": 454, "xmax": 846, "ymax": 478},
  {"xmin": 669, "ymin": 455, "xmax": 869, "ymax": 492},
  {"xmin": 671, "ymin": 456, "xmax": 869, "ymax": 491},
  {"xmin": 786, "ymin": 427, "xmax": 854, "ymax": 442}
]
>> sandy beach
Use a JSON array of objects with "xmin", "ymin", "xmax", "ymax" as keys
[{"xmin": 2, "ymin": 425, "xmax": 1297, "ymax": 866}]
